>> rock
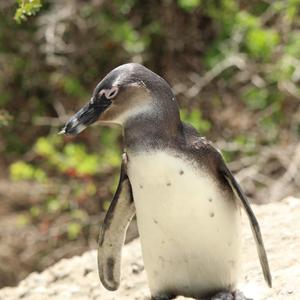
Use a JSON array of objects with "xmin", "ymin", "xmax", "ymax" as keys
[{"xmin": 0, "ymin": 197, "xmax": 299, "ymax": 300}]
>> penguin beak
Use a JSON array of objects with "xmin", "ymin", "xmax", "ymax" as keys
[{"xmin": 60, "ymin": 97, "xmax": 112, "ymax": 136}]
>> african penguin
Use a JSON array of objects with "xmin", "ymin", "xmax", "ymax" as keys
[{"xmin": 60, "ymin": 63, "xmax": 271, "ymax": 300}]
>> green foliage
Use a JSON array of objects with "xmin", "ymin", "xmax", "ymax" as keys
[
  {"xmin": 222, "ymin": 134, "xmax": 258, "ymax": 163},
  {"xmin": 63, "ymin": 144, "xmax": 99, "ymax": 175},
  {"xmin": 34, "ymin": 136, "xmax": 60, "ymax": 158},
  {"xmin": 285, "ymin": 32, "xmax": 300, "ymax": 58},
  {"xmin": 30, "ymin": 206, "xmax": 41, "ymax": 218},
  {"xmin": 34, "ymin": 133, "xmax": 120, "ymax": 177},
  {"xmin": 204, "ymin": 0, "xmax": 238, "ymax": 35},
  {"xmin": 61, "ymin": 77, "xmax": 88, "ymax": 98},
  {"xmin": 242, "ymin": 87, "xmax": 269, "ymax": 110},
  {"xmin": 234, "ymin": 134, "xmax": 257, "ymax": 153},
  {"xmin": 5, "ymin": 0, "xmax": 300, "ymax": 194},
  {"xmin": 14, "ymin": 0, "xmax": 43, "ymax": 23},
  {"xmin": 16, "ymin": 214, "xmax": 31, "ymax": 227},
  {"xmin": 198, "ymin": 1, "xmax": 300, "ymax": 140},
  {"xmin": 46, "ymin": 197, "xmax": 61, "ymax": 213},
  {"xmin": 180, "ymin": 109, "xmax": 211, "ymax": 134},
  {"xmin": 71, "ymin": 209, "xmax": 89, "ymax": 221},
  {"xmin": 67, "ymin": 222, "xmax": 82, "ymax": 240},
  {"xmin": 10, "ymin": 161, "xmax": 47, "ymax": 182},
  {"xmin": 235, "ymin": 11, "xmax": 260, "ymax": 29},
  {"xmin": 177, "ymin": 0, "xmax": 201, "ymax": 12},
  {"xmin": 111, "ymin": 22, "xmax": 147, "ymax": 54},
  {"xmin": 245, "ymin": 29, "xmax": 280, "ymax": 60}
]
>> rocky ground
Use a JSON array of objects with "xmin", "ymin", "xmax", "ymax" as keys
[{"xmin": 0, "ymin": 197, "xmax": 299, "ymax": 300}]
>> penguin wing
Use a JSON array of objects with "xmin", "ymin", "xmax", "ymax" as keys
[
  {"xmin": 219, "ymin": 161, "xmax": 272, "ymax": 288},
  {"xmin": 98, "ymin": 154, "xmax": 135, "ymax": 291}
]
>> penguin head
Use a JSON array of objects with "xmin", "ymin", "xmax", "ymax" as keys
[{"xmin": 61, "ymin": 63, "xmax": 178, "ymax": 136}]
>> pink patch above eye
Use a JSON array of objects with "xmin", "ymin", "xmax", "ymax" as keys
[{"xmin": 99, "ymin": 87, "xmax": 119, "ymax": 99}]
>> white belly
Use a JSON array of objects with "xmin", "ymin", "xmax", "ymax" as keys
[{"xmin": 127, "ymin": 150, "xmax": 242, "ymax": 298}]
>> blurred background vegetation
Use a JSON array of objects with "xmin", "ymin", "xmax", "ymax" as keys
[{"xmin": 1, "ymin": 0, "xmax": 300, "ymax": 288}]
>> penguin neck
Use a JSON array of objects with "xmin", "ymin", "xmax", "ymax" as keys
[{"xmin": 123, "ymin": 108, "xmax": 183, "ymax": 153}]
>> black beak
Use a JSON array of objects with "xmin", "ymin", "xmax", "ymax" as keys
[{"xmin": 59, "ymin": 97, "xmax": 111, "ymax": 136}]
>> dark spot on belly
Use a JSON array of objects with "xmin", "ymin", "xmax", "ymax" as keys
[
  {"xmin": 83, "ymin": 267, "xmax": 92, "ymax": 276},
  {"xmin": 228, "ymin": 260, "xmax": 236, "ymax": 267},
  {"xmin": 132, "ymin": 263, "xmax": 143, "ymax": 274},
  {"xmin": 166, "ymin": 182, "xmax": 171, "ymax": 186},
  {"xmin": 153, "ymin": 219, "xmax": 158, "ymax": 224},
  {"xmin": 208, "ymin": 198, "xmax": 213, "ymax": 202},
  {"xmin": 179, "ymin": 170, "xmax": 184, "ymax": 175},
  {"xmin": 139, "ymin": 184, "xmax": 143, "ymax": 189},
  {"xmin": 210, "ymin": 212, "xmax": 215, "ymax": 218}
]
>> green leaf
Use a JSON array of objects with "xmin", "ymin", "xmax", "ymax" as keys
[
  {"xmin": 235, "ymin": 11, "xmax": 260, "ymax": 29},
  {"xmin": 177, "ymin": 0, "xmax": 201, "ymax": 12},
  {"xmin": 14, "ymin": 0, "xmax": 43, "ymax": 24},
  {"xmin": 71, "ymin": 209, "xmax": 88, "ymax": 221},
  {"xmin": 180, "ymin": 109, "xmax": 211, "ymax": 134},
  {"xmin": 10, "ymin": 161, "xmax": 35, "ymax": 181},
  {"xmin": 16, "ymin": 214, "xmax": 31, "ymax": 227},
  {"xmin": 242, "ymin": 87, "xmax": 269, "ymax": 110},
  {"xmin": 47, "ymin": 198, "xmax": 61, "ymax": 213},
  {"xmin": 35, "ymin": 137, "xmax": 56, "ymax": 157},
  {"xmin": 30, "ymin": 206, "xmax": 41, "ymax": 218},
  {"xmin": 9, "ymin": 161, "xmax": 47, "ymax": 182},
  {"xmin": 67, "ymin": 222, "xmax": 82, "ymax": 240},
  {"xmin": 245, "ymin": 28, "xmax": 280, "ymax": 60},
  {"xmin": 285, "ymin": 32, "xmax": 300, "ymax": 58}
]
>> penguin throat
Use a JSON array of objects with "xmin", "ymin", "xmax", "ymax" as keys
[{"xmin": 123, "ymin": 110, "xmax": 182, "ymax": 152}]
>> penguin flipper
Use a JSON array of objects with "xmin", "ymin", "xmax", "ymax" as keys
[
  {"xmin": 98, "ymin": 154, "xmax": 135, "ymax": 291},
  {"xmin": 219, "ymin": 163, "xmax": 272, "ymax": 288}
]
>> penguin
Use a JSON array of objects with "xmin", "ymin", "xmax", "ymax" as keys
[{"xmin": 60, "ymin": 63, "xmax": 271, "ymax": 300}]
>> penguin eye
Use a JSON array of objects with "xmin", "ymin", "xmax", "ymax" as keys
[
  {"xmin": 98, "ymin": 87, "xmax": 119, "ymax": 99},
  {"xmin": 106, "ymin": 86, "xmax": 119, "ymax": 99}
]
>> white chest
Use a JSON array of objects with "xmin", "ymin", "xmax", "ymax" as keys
[{"xmin": 127, "ymin": 150, "xmax": 242, "ymax": 298}]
